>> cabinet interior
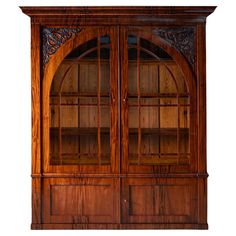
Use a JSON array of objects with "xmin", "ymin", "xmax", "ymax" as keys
[{"xmin": 49, "ymin": 35, "xmax": 190, "ymax": 166}]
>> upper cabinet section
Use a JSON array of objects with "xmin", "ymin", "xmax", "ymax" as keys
[{"xmin": 21, "ymin": 6, "xmax": 216, "ymax": 75}]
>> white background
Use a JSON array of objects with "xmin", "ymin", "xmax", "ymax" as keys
[{"xmin": 0, "ymin": 0, "xmax": 235, "ymax": 235}]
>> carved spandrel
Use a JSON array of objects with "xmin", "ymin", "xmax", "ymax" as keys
[
  {"xmin": 42, "ymin": 28, "xmax": 81, "ymax": 66},
  {"xmin": 153, "ymin": 27, "xmax": 195, "ymax": 69}
]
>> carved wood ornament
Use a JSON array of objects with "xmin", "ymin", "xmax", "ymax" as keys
[
  {"xmin": 153, "ymin": 27, "xmax": 195, "ymax": 69},
  {"xmin": 42, "ymin": 28, "xmax": 81, "ymax": 66},
  {"xmin": 42, "ymin": 27, "xmax": 195, "ymax": 70}
]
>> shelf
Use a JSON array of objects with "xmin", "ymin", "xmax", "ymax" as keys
[
  {"xmin": 129, "ymin": 153, "xmax": 190, "ymax": 156},
  {"xmin": 129, "ymin": 128, "xmax": 189, "ymax": 135},
  {"xmin": 50, "ymin": 153, "xmax": 110, "ymax": 165},
  {"xmin": 50, "ymin": 92, "xmax": 189, "ymax": 99},
  {"xmin": 50, "ymin": 103, "xmax": 110, "ymax": 106},
  {"xmin": 128, "ymin": 154, "xmax": 190, "ymax": 165},
  {"xmin": 50, "ymin": 92, "xmax": 110, "ymax": 98},
  {"xmin": 128, "ymin": 104, "xmax": 190, "ymax": 107},
  {"xmin": 50, "ymin": 127, "xmax": 189, "ymax": 136},
  {"xmin": 128, "ymin": 93, "xmax": 190, "ymax": 98},
  {"xmin": 50, "ymin": 127, "xmax": 110, "ymax": 136}
]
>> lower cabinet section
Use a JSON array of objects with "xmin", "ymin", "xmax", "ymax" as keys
[{"xmin": 41, "ymin": 177, "xmax": 204, "ymax": 228}]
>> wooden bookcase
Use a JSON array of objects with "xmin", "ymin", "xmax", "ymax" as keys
[{"xmin": 21, "ymin": 6, "xmax": 216, "ymax": 229}]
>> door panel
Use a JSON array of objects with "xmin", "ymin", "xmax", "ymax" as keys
[
  {"xmin": 43, "ymin": 178, "xmax": 120, "ymax": 223},
  {"xmin": 43, "ymin": 27, "xmax": 119, "ymax": 174},
  {"xmin": 121, "ymin": 178, "xmax": 198, "ymax": 223},
  {"xmin": 121, "ymin": 27, "xmax": 196, "ymax": 174}
]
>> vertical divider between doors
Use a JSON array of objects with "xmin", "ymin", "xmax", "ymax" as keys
[
  {"xmin": 120, "ymin": 27, "xmax": 128, "ymax": 175},
  {"xmin": 110, "ymin": 27, "xmax": 119, "ymax": 174},
  {"xmin": 117, "ymin": 26, "xmax": 121, "ymax": 225},
  {"xmin": 108, "ymin": 26, "xmax": 120, "ymax": 223},
  {"xmin": 120, "ymin": 26, "xmax": 129, "ymax": 223},
  {"xmin": 110, "ymin": 26, "xmax": 121, "ymax": 223}
]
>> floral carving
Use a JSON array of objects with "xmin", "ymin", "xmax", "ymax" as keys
[
  {"xmin": 153, "ymin": 27, "xmax": 195, "ymax": 68},
  {"xmin": 42, "ymin": 28, "xmax": 81, "ymax": 66}
]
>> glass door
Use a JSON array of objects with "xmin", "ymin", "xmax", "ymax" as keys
[
  {"xmin": 45, "ymin": 28, "xmax": 119, "ymax": 173},
  {"xmin": 121, "ymin": 29, "xmax": 194, "ymax": 174}
]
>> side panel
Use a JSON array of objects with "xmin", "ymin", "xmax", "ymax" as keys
[
  {"xmin": 31, "ymin": 22, "xmax": 41, "ymax": 226},
  {"xmin": 196, "ymin": 23, "xmax": 208, "ymax": 224}
]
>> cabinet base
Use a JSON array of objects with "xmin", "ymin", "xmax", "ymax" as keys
[{"xmin": 31, "ymin": 223, "xmax": 208, "ymax": 230}]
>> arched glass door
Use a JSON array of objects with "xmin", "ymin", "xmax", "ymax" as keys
[
  {"xmin": 47, "ymin": 28, "xmax": 194, "ymax": 174},
  {"xmin": 121, "ymin": 32, "xmax": 192, "ymax": 173}
]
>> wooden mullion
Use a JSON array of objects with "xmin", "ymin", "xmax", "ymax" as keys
[
  {"xmin": 177, "ymin": 94, "xmax": 180, "ymax": 164},
  {"xmin": 137, "ymin": 38, "xmax": 141, "ymax": 165},
  {"xmin": 77, "ymin": 64, "xmax": 81, "ymax": 160},
  {"xmin": 58, "ymin": 94, "xmax": 62, "ymax": 164},
  {"xmin": 157, "ymin": 65, "xmax": 161, "ymax": 159},
  {"xmin": 97, "ymin": 35, "xmax": 101, "ymax": 165}
]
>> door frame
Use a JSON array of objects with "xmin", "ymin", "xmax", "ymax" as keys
[
  {"xmin": 120, "ymin": 26, "xmax": 198, "ymax": 174},
  {"xmin": 42, "ymin": 27, "xmax": 120, "ymax": 174}
]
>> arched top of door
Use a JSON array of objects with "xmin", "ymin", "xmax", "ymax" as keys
[{"xmin": 42, "ymin": 26, "xmax": 196, "ymax": 98}]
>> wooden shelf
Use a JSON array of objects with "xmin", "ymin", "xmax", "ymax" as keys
[
  {"xmin": 50, "ymin": 154, "xmax": 110, "ymax": 165},
  {"xmin": 50, "ymin": 92, "xmax": 110, "ymax": 98},
  {"xmin": 50, "ymin": 127, "xmax": 189, "ymax": 136},
  {"xmin": 50, "ymin": 92, "xmax": 189, "ymax": 98},
  {"xmin": 129, "ymin": 128, "xmax": 189, "ymax": 135},
  {"xmin": 128, "ymin": 93, "xmax": 190, "ymax": 98},
  {"xmin": 50, "ymin": 127, "xmax": 110, "ymax": 136},
  {"xmin": 128, "ymin": 155, "xmax": 190, "ymax": 165},
  {"xmin": 50, "ymin": 103, "xmax": 110, "ymax": 106}
]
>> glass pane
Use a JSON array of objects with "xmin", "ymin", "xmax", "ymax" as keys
[
  {"xmin": 140, "ymin": 38, "xmax": 172, "ymax": 60},
  {"xmin": 50, "ymin": 36, "xmax": 111, "ymax": 165},
  {"xmin": 127, "ymin": 36, "xmax": 190, "ymax": 165},
  {"xmin": 128, "ymin": 42, "xmax": 138, "ymax": 162},
  {"xmin": 128, "ymin": 35, "xmax": 137, "ymax": 45},
  {"xmin": 101, "ymin": 35, "xmax": 110, "ymax": 45}
]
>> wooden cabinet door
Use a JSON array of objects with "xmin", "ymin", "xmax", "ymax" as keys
[
  {"xmin": 42, "ymin": 178, "xmax": 120, "ymax": 224},
  {"xmin": 121, "ymin": 178, "xmax": 198, "ymax": 224},
  {"xmin": 42, "ymin": 27, "xmax": 119, "ymax": 174},
  {"xmin": 120, "ymin": 27, "xmax": 198, "ymax": 223},
  {"xmin": 121, "ymin": 27, "xmax": 197, "ymax": 174},
  {"xmin": 41, "ymin": 27, "xmax": 120, "ymax": 224}
]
